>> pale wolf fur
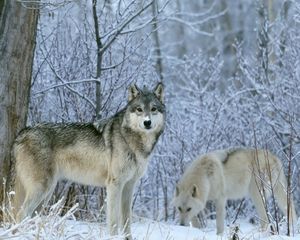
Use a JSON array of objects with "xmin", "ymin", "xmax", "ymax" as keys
[
  {"xmin": 13, "ymin": 83, "xmax": 165, "ymax": 240},
  {"xmin": 173, "ymin": 148, "xmax": 297, "ymax": 235}
]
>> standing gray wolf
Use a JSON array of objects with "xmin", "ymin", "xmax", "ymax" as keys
[
  {"xmin": 13, "ymin": 83, "xmax": 165, "ymax": 239},
  {"xmin": 173, "ymin": 148, "xmax": 297, "ymax": 235}
]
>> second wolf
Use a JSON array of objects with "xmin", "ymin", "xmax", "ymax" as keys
[
  {"xmin": 13, "ymin": 83, "xmax": 165, "ymax": 239},
  {"xmin": 173, "ymin": 148, "xmax": 297, "ymax": 234}
]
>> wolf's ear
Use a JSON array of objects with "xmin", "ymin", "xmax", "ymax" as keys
[
  {"xmin": 175, "ymin": 186, "xmax": 179, "ymax": 197},
  {"xmin": 153, "ymin": 82, "xmax": 164, "ymax": 103},
  {"xmin": 128, "ymin": 84, "xmax": 140, "ymax": 101},
  {"xmin": 191, "ymin": 184, "xmax": 198, "ymax": 198}
]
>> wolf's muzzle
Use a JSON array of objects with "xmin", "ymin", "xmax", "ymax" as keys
[{"xmin": 144, "ymin": 120, "xmax": 151, "ymax": 129}]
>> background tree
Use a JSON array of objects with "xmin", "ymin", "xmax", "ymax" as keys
[{"xmin": 0, "ymin": 0, "xmax": 39, "ymax": 219}]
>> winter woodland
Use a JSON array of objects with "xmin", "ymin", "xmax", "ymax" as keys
[{"xmin": 1, "ymin": 0, "xmax": 300, "ymax": 238}]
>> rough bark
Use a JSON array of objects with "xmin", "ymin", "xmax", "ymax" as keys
[{"xmin": 0, "ymin": 0, "xmax": 39, "ymax": 216}]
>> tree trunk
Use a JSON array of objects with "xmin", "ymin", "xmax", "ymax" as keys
[
  {"xmin": 92, "ymin": 0, "xmax": 103, "ymax": 120},
  {"xmin": 257, "ymin": 0, "xmax": 270, "ymax": 86},
  {"xmin": 151, "ymin": 0, "xmax": 163, "ymax": 82},
  {"xmin": 0, "ymin": 0, "xmax": 39, "ymax": 216},
  {"xmin": 175, "ymin": 0, "xmax": 187, "ymax": 59}
]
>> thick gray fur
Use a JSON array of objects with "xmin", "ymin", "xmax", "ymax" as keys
[{"xmin": 13, "ymin": 83, "xmax": 165, "ymax": 240}]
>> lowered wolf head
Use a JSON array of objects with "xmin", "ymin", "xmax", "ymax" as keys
[
  {"xmin": 173, "ymin": 184, "xmax": 205, "ymax": 226},
  {"xmin": 123, "ymin": 83, "xmax": 165, "ymax": 133}
]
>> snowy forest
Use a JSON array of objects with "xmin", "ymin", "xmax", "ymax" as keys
[{"xmin": 1, "ymin": 0, "xmax": 300, "ymax": 239}]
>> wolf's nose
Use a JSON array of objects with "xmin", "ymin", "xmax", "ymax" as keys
[{"xmin": 144, "ymin": 120, "xmax": 151, "ymax": 128}]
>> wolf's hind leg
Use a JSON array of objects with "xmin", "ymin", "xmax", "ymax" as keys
[
  {"xmin": 274, "ymin": 179, "xmax": 297, "ymax": 229},
  {"xmin": 36, "ymin": 182, "xmax": 57, "ymax": 215},
  {"xmin": 249, "ymin": 182, "xmax": 269, "ymax": 230},
  {"xmin": 16, "ymin": 181, "xmax": 53, "ymax": 222}
]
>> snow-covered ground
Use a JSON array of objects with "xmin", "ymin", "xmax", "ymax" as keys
[
  {"xmin": 1, "ymin": 201, "xmax": 299, "ymax": 239},
  {"xmin": 1, "ymin": 216, "xmax": 299, "ymax": 239},
  {"xmin": 1, "ymin": 218, "xmax": 299, "ymax": 240}
]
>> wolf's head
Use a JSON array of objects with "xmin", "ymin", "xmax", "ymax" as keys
[
  {"xmin": 173, "ymin": 184, "xmax": 205, "ymax": 226},
  {"xmin": 123, "ymin": 83, "xmax": 165, "ymax": 133}
]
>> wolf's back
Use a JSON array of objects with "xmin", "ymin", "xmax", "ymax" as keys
[{"xmin": 15, "ymin": 123, "xmax": 105, "ymax": 148}]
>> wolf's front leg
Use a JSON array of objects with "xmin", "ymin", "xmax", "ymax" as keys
[
  {"xmin": 215, "ymin": 198, "xmax": 226, "ymax": 235},
  {"xmin": 191, "ymin": 216, "xmax": 201, "ymax": 228},
  {"xmin": 106, "ymin": 181, "xmax": 122, "ymax": 236},
  {"xmin": 121, "ymin": 179, "xmax": 136, "ymax": 240}
]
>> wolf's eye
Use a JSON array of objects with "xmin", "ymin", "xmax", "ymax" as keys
[
  {"xmin": 178, "ymin": 207, "xmax": 182, "ymax": 212},
  {"xmin": 186, "ymin": 207, "xmax": 191, "ymax": 212},
  {"xmin": 136, "ymin": 107, "xmax": 143, "ymax": 113},
  {"xmin": 151, "ymin": 107, "xmax": 157, "ymax": 112}
]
